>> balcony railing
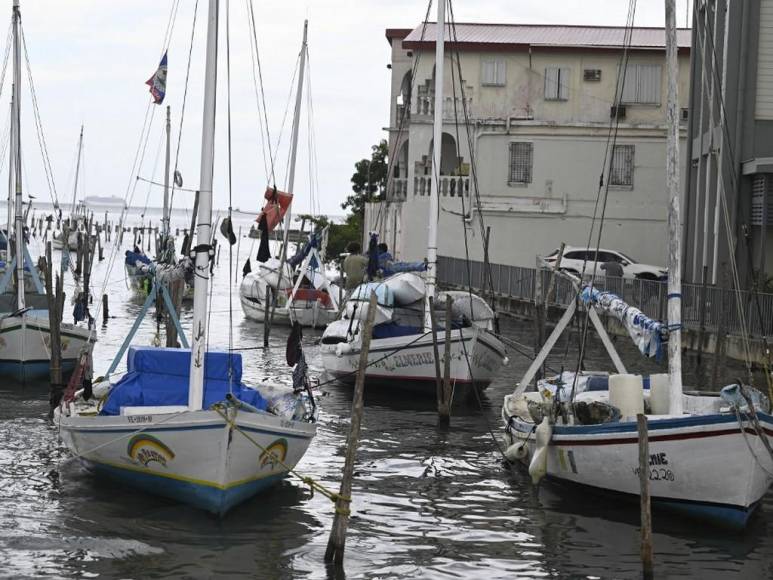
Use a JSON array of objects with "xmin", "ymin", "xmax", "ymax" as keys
[
  {"xmin": 388, "ymin": 177, "xmax": 408, "ymax": 201},
  {"xmin": 413, "ymin": 175, "xmax": 470, "ymax": 197},
  {"xmin": 414, "ymin": 94, "xmax": 473, "ymax": 119}
]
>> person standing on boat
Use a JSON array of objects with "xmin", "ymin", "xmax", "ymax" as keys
[{"xmin": 343, "ymin": 241, "xmax": 368, "ymax": 290}]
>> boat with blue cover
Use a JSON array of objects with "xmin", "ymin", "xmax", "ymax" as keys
[{"xmin": 56, "ymin": 0, "xmax": 317, "ymax": 514}]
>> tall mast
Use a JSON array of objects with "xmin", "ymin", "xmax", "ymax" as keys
[
  {"xmin": 279, "ymin": 20, "xmax": 307, "ymax": 258},
  {"xmin": 7, "ymin": 89, "xmax": 12, "ymax": 251},
  {"xmin": 188, "ymin": 0, "xmax": 218, "ymax": 411},
  {"xmin": 665, "ymin": 0, "xmax": 683, "ymax": 414},
  {"xmin": 424, "ymin": 0, "xmax": 445, "ymax": 330},
  {"xmin": 12, "ymin": 0, "xmax": 23, "ymax": 310},
  {"xmin": 163, "ymin": 105, "xmax": 171, "ymax": 242},
  {"xmin": 71, "ymin": 125, "xmax": 83, "ymax": 216}
]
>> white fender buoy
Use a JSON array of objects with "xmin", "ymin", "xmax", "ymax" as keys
[
  {"xmin": 528, "ymin": 417, "xmax": 553, "ymax": 485},
  {"xmin": 505, "ymin": 441, "xmax": 529, "ymax": 462}
]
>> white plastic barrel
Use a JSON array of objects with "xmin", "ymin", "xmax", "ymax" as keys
[
  {"xmin": 609, "ymin": 374, "xmax": 644, "ymax": 419},
  {"xmin": 649, "ymin": 373, "xmax": 670, "ymax": 415}
]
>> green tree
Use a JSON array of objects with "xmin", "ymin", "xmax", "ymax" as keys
[{"xmin": 342, "ymin": 139, "xmax": 388, "ymax": 217}]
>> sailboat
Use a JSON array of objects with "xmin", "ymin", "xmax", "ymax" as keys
[
  {"xmin": 320, "ymin": 2, "xmax": 506, "ymax": 393},
  {"xmin": 501, "ymin": 0, "xmax": 773, "ymax": 530},
  {"xmin": 239, "ymin": 21, "xmax": 341, "ymax": 329},
  {"xmin": 56, "ymin": 0, "xmax": 317, "ymax": 515},
  {"xmin": 0, "ymin": 0, "xmax": 93, "ymax": 381},
  {"xmin": 52, "ymin": 126, "xmax": 89, "ymax": 252}
]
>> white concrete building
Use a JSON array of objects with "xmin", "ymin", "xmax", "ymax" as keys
[{"xmin": 367, "ymin": 23, "xmax": 691, "ymax": 271}]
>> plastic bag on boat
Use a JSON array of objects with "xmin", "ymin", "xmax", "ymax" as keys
[{"xmin": 720, "ymin": 384, "xmax": 771, "ymax": 414}]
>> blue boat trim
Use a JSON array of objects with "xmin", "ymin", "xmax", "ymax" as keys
[
  {"xmin": 68, "ymin": 422, "xmax": 313, "ymax": 440},
  {"xmin": 548, "ymin": 412, "xmax": 773, "ymax": 436},
  {"xmin": 84, "ymin": 460, "xmax": 287, "ymax": 515},
  {"xmin": 544, "ymin": 475, "xmax": 757, "ymax": 530}
]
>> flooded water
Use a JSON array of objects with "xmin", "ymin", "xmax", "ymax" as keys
[{"xmin": 1, "ymin": 210, "xmax": 772, "ymax": 579}]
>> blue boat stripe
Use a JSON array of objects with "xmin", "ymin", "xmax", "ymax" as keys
[{"xmin": 69, "ymin": 423, "xmax": 312, "ymax": 440}]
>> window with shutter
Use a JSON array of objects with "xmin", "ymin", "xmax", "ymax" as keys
[
  {"xmin": 508, "ymin": 142, "xmax": 533, "ymax": 185},
  {"xmin": 620, "ymin": 64, "xmax": 661, "ymax": 104},
  {"xmin": 609, "ymin": 145, "xmax": 635, "ymax": 187},
  {"xmin": 544, "ymin": 67, "xmax": 570, "ymax": 101},
  {"xmin": 482, "ymin": 59, "xmax": 506, "ymax": 86}
]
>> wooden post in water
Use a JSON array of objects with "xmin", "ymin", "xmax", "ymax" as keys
[
  {"xmin": 44, "ymin": 242, "xmax": 63, "ymax": 419},
  {"xmin": 75, "ymin": 231, "xmax": 83, "ymax": 277},
  {"xmin": 428, "ymin": 296, "xmax": 447, "ymax": 421},
  {"xmin": 637, "ymin": 414, "xmax": 654, "ymax": 579},
  {"xmin": 102, "ymin": 293, "xmax": 109, "ymax": 326},
  {"xmin": 442, "ymin": 295, "xmax": 453, "ymax": 411},
  {"xmin": 534, "ymin": 256, "xmax": 546, "ymax": 382},
  {"xmin": 166, "ymin": 278, "xmax": 184, "ymax": 347},
  {"xmin": 325, "ymin": 291, "xmax": 378, "ymax": 566}
]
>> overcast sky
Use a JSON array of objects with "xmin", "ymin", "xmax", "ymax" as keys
[{"xmin": 9, "ymin": 0, "xmax": 692, "ymax": 218}]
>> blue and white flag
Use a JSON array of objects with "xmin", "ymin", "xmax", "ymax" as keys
[{"xmin": 146, "ymin": 51, "xmax": 167, "ymax": 104}]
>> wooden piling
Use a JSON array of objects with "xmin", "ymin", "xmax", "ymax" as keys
[
  {"xmin": 75, "ymin": 231, "xmax": 83, "ymax": 277},
  {"xmin": 45, "ymin": 242, "xmax": 63, "ymax": 419},
  {"xmin": 166, "ymin": 278, "xmax": 184, "ymax": 347},
  {"xmin": 102, "ymin": 293, "xmax": 109, "ymax": 326},
  {"xmin": 428, "ymin": 296, "xmax": 446, "ymax": 421},
  {"xmin": 442, "ymin": 295, "xmax": 453, "ymax": 412},
  {"xmin": 534, "ymin": 256, "xmax": 546, "ymax": 382},
  {"xmin": 637, "ymin": 414, "xmax": 654, "ymax": 579},
  {"xmin": 325, "ymin": 291, "xmax": 378, "ymax": 566}
]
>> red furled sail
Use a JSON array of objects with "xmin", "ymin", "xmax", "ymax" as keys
[{"xmin": 257, "ymin": 187, "xmax": 293, "ymax": 232}]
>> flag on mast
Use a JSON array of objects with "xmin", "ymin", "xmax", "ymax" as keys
[{"xmin": 146, "ymin": 51, "xmax": 168, "ymax": 104}]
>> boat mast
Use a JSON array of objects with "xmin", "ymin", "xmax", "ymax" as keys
[
  {"xmin": 7, "ymin": 90, "xmax": 12, "ymax": 253},
  {"xmin": 188, "ymin": 0, "xmax": 218, "ymax": 411},
  {"xmin": 12, "ymin": 0, "xmax": 23, "ymax": 310},
  {"xmin": 162, "ymin": 105, "xmax": 171, "ymax": 245},
  {"xmin": 665, "ymin": 0, "xmax": 683, "ymax": 414},
  {"xmin": 279, "ymin": 20, "xmax": 307, "ymax": 259},
  {"xmin": 71, "ymin": 125, "xmax": 83, "ymax": 216},
  {"xmin": 424, "ymin": 0, "xmax": 445, "ymax": 331}
]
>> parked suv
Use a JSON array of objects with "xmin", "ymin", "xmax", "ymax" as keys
[{"xmin": 543, "ymin": 246, "xmax": 666, "ymax": 280}]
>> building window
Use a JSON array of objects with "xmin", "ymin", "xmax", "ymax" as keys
[
  {"xmin": 544, "ymin": 67, "xmax": 570, "ymax": 101},
  {"xmin": 508, "ymin": 142, "xmax": 533, "ymax": 185},
  {"xmin": 610, "ymin": 145, "xmax": 634, "ymax": 187},
  {"xmin": 620, "ymin": 64, "xmax": 662, "ymax": 105},
  {"xmin": 481, "ymin": 59, "xmax": 506, "ymax": 86}
]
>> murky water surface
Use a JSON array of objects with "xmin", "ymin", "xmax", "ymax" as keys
[{"xmin": 1, "ymin": 211, "xmax": 771, "ymax": 579}]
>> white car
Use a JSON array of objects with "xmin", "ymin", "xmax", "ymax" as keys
[{"xmin": 543, "ymin": 246, "xmax": 666, "ymax": 280}]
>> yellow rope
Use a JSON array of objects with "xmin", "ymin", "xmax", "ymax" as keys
[{"xmin": 212, "ymin": 405, "xmax": 348, "ymax": 508}]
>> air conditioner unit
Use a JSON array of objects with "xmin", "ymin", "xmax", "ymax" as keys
[
  {"xmin": 584, "ymin": 68, "xmax": 602, "ymax": 82},
  {"xmin": 610, "ymin": 105, "xmax": 626, "ymax": 119}
]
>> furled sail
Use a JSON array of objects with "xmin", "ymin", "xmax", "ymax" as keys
[{"xmin": 580, "ymin": 286, "xmax": 665, "ymax": 358}]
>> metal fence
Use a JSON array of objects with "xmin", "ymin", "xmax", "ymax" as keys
[{"xmin": 436, "ymin": 255, "xmax": 773, "ymax": 338}]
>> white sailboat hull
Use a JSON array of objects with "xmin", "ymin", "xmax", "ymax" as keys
[
  {"xmin": 239, "ymin": 273, "xmax": 338, "ymax": 329},
  {"xmin": 0, "ymin": 312, "xmax": 94, "ymax": 379},
  {"xmin": 321, "ymin": 325, "xmax": 506, "ymax": 393},
  {"xmin": 57, "ymin": 407, "xmax": 317, "ymax": 515},
  {"xmin": 504, "ymin": 406, "xmax": 773, "ymax": 528}
]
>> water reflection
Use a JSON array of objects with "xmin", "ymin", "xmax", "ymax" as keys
[{"xmin": 0, "ymin": 212, "xmax": 771, "ymax": 578}]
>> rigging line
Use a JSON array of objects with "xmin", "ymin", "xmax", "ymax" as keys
[
  {"xmin": 447, "ymin": 2, "xmax": 498, "ymax": 314},
  {"xmin": 136, "ymin": 175, "xmax": 199, "ymax": 193},
  {"xmin": 159, "ymin": 0, "xmax": 181, "ymax": 56},
  {"xmin": 570, "ymin": 0, "xmax": 637, "ymax": 402},
  {"xmin": 226, "ymin": 0, "xmax": 235, "ymax": 392},
  {"xmin": 19, "ymin": 25, "xmax": 59, "ymax": 208},
  {"xmin": 169, "ymin": 0, "xmax": 200, "ymax": 218},
  {"xmin": 695, "ymin": 2, "xmax": 755, "ymax": 377},
  {"xmin": 372, "ymin": 0, "xmax": 434, "ymax": 234},
  {"xmin": 247, "ymin": 0, "xmax": 279, "ymax": 187},
  {"xmin": 244, "ymin": 0, "xmax": 271, "ymax": 183},
  {"xmin": 141, "ymin": 122, "xmax": 167, "ymax": 219}
]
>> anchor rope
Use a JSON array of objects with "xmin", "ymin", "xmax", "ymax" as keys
[{"xmin": 211, "ymin": 406, "xmax": 346, "ymax": 508}]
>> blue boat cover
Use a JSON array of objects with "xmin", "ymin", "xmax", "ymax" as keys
[
  {"xmin": 100, "ymin": 346, "xmax": 269, "ymax": 416},
  {"xmin": 372, "ymin": 322, "xmax": 422, "ymax": 339},
  {"xmin": 125, "ymin": 250, "xmax": 152, "ymax": 266}
]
